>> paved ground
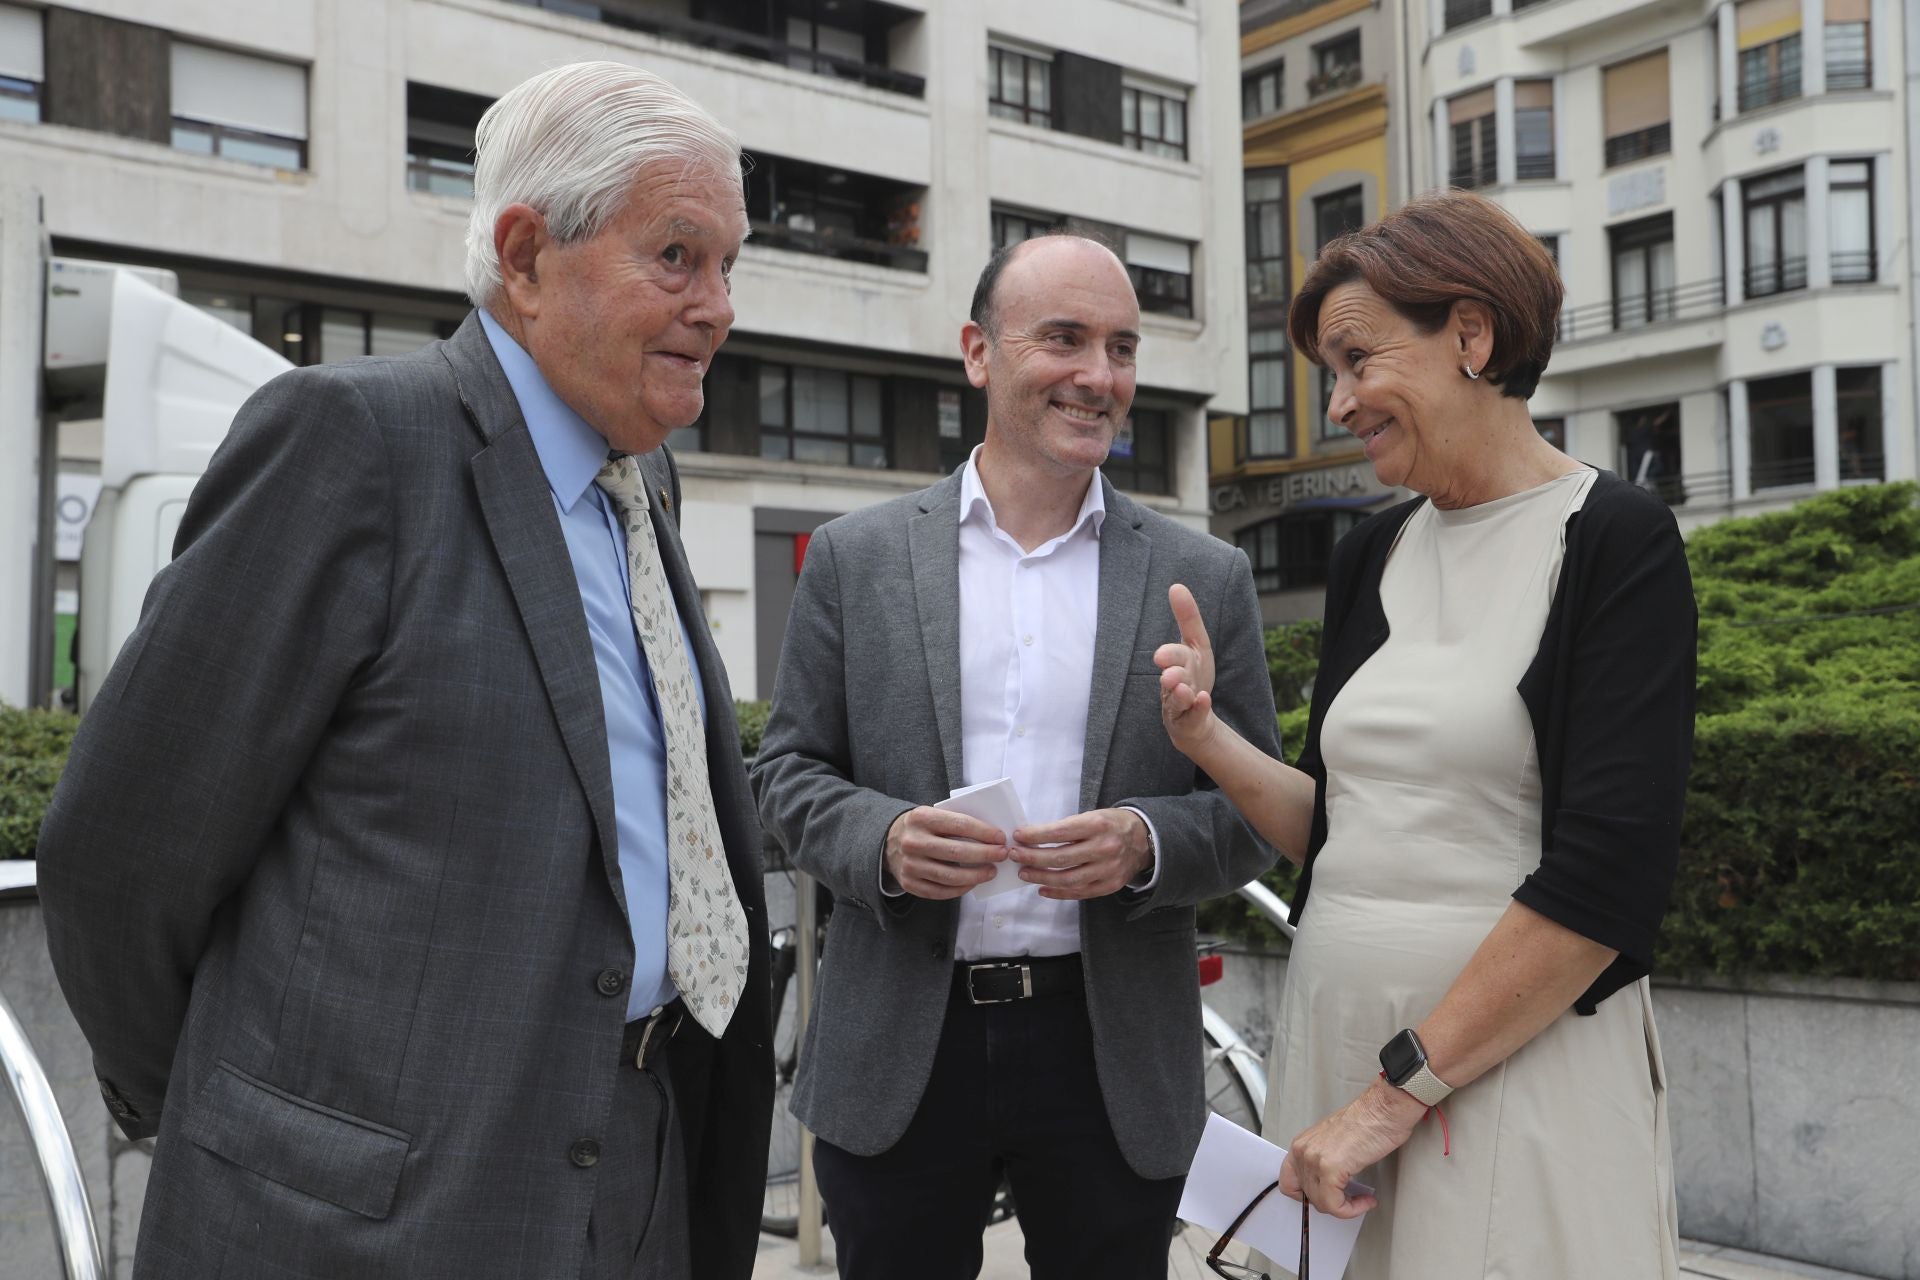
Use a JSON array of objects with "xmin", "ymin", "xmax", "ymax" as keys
[{"xmin": 753, "ymin": 1221, "xmax": 1883, "ymax": 1279}]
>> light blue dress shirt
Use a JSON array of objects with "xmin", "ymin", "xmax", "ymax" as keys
[{"xmin": 478, "ymin": 310, "xmax": 704, "ymax": 1020}]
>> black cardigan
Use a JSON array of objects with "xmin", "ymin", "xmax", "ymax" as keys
[{"xmin": 1290, "ymin": 470, "xmax": 1698, "ymax": 1014}]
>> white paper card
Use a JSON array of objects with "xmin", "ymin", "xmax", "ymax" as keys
[
  {"xmin": 1177, "ymin": 1112, "xmax": 1371, "ymax": 1279},
  {"xmin": 934, "ymin": 777, "xmax": 1027, "ymax": 899}
]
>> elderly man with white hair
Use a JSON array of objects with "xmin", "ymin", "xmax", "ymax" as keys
[{"xmin": 38, "ymin": 61, "xmax": 771, "ymax": 1280}]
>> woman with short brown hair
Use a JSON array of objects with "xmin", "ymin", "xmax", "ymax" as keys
[{"xmin": 1159, "ymin": 190, "xmax": 1692, "ymax": 1278}]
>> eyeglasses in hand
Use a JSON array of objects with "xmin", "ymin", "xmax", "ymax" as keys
[{"xmin": 1204, "ymin": 1178, "xmax": 1309, "ymax": 1280}]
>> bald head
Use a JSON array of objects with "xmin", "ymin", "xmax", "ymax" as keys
[{"xmin": 970, "ymin": 233, "xmax": 1136, "ymax": 338}]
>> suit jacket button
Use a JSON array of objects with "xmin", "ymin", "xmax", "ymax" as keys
[
  {"xmin": 929, "ymin": 942, "xmax": 946, "ymax": 960},
  {"xmin": 569, "ymin": 1139, "xmax": 601, "ymax": 1168},
  {"xmin": 596, "ymin": 969, "xmax": 627, "ymax": 997}
]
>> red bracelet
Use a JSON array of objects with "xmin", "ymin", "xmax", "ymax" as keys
[{"xmin": 1379, "ymin": 1070, "xmax": 1452, "ymax": 1156}]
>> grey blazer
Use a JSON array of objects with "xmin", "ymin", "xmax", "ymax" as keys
[
  {"xmin": 36, "ymin": 315, "xmax": 772, "ymax": 1280},
  {"xmin": 751, "ymin": 470, "xmax": 1280, "ymax": 1180}
]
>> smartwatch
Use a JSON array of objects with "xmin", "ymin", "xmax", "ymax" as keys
[{"xmin": 1379, "ymin": 1028, "xmax": 1453, "ymax": 1107}]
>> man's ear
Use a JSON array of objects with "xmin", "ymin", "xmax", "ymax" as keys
[
  {"xmin": 494, "ymin": 203, "xmax": 547, "ymax": 321},
  {"xmin": 960, "ymin": 320, "xmax": 991, "ymax": 390},
  {"xmin": 1450, "ymin": 298, "xmax": 1496, "ymax": 375}
]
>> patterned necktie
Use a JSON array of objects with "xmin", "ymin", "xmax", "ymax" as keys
[{"xmin": 594, "ymin": 455, "xmax": 747, "ymax": 1038}]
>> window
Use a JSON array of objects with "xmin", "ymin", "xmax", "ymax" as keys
[
  {"xmin": 1444, "ymin": 0, "xmax": 1494, "ymax": 31},
  {"xmin": 1829, "ymin": 159, "xmax": 1875, "ymax": 283},
  {"xmin": 1611, "ymin": 214, "xmax": 1676, "ymax": 329},
  {"xmin": 1448, "ymin": 89, "xmax": 1497, "ymax": 190},
  {"xmin": 758, "ymin": 363, "xmax": 889, "ymax": 468},
  {"xmin": 1318, "ymin": 365, "xmax": 1341, "ymax": 439},
  {"xmin": 318, "ymin": 309, "xmax": 443, "ymax": 363},
  {"xmin": 1122, "ymin": 84, "xmax": 1187, "ymax": 161},
  {"xmin": 1743, "ymin": 167, "xmax": 1807, "ymax": 297},
  {"xmin": 170, "ymin": 43, "xmax": 307, "ymax": 169},
  {"xmin": 1535, "ymin": 417, "xmax": 1566, "ymax": 450},
  {"xmin": 1314, "ymin": 187, "xmax": 1365, "ymax": 254},
  {"xmin": 1237, "ymin": 511, "xmax": 1360, "ymax": 593},
  {"xmin": 1308, "ymin": 32, "xmax": 1360, "ymax": 97},
  {"xmin": 1125, "ymin": 232, "xmax": 1193, "ymax": 318},
  {"xmin": 1825, "ymin": 0, "xmax": 1871, "ymax": 91},
  {"xmin": 406, "ymin": 83, "xmax": 489, "ymax": 198},
  {"xmin": 990, "ymin": 45, "xmax": 1052, "ymax": 128},
  {"xmin": 746, "ymin": 154, "xmax": 927, "ymax": 271},
  {"xmin": 1737, "ymin": 0, "xmax": 1802, "ymax": 112},
  {"xmin": 783, "ymin": 15, "xmax": 867, "ymax": 78},
  {"xmin": 992, "ymin": 206, "xmax": 1063, "ymax": 249},
  {"xmin": 0, "ymin": 2, "xmax": 41, "ymax": 124},
  {"xmin": 1514, "ymin": 81, "xmax": 1555, "ymax": 180},
  {"xmin": 1537, "ymin": 234, "xmax": 1561, "ymax": 268},
  {"xmin": 1243, "ymin": 63, "xmax": 1282, "ymax": 121},
  {"xmin": 180, "ymin": 283, "xmax": 460, "ymax": 368},
  {"xmin": 1247, "ymin": 329, "xmax": 1290, "ymax": 458},
  {"xmin": 1603, "ymin": 51, "xmax": 1671, "ymax": 167},
  {"xmin": 1106, "ymin": 407, "xmax": 1172, "ymax": 495},
  {"xmin": 1616, "ymin": 402, "xmax": 1684, "ymax": 504},
  {"xmin": 1246, "ymin": 171, "xmax": 1288, "ymax": 309},
  {"xmin": 1746, "ymin": 372, "xmax": 1814, "ymax": 490},
  {"xmin": 1835, "ymin": 366, "xmax": 1884, "ymax": 481}
]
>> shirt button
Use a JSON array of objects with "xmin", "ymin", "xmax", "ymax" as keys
[
  {"xmin": 1015, "ymin": 726, "xmax": 1027, "ymax": 738},
  {"xmin": 569, "ymin": 1139, "xmax": 601, "ymax": 1168},
  {"xmin": 1022, "ymin": 635, "xmax": 1034, "ymax": 646},
  {"xmin": 595, "ymin": 969, "xmax": 626, "ymax": 997},
  {"xmin": 993, "ymin": 916, "xmax": 1006, "ymax": 928}
]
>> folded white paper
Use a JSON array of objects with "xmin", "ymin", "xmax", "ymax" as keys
[
  {"xmin": 934, "ymin": 777, "xmax": 1027, "ymax": 899},
  {"xmin": 1177, "ymin": 1111, "xmax": 1371, "ymax": 1279}
]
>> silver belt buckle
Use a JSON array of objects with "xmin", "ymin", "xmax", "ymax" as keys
[
  {"xmin": 634, "ymin": 1004, "xmax": 681, "ymax": 1069},
  {"xmin": 966, "ymin": 961, "xmax": 1033, "ymax": 1005}
]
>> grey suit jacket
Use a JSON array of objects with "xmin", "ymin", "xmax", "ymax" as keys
[
  {"xmin": 751, "ymin": 470, "xmax": 1280, "ymax": 1180},
  {"xmin": 36, "ymin": 314, "xmax": 772, "ymax": 1280}
]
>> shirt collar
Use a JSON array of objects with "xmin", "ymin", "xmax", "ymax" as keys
[
  {"xmin": 958, "ymin": 444, "xmax": 1106, "ymax": 543},
  {"xmin": 477, "ymin": 309, "xmax": 611, "ymax": 514}
]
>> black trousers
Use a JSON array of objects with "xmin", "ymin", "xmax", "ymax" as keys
[
  {"xmin": 813, "ymin": 979, "xmax": 1185, "ymax": 1280},
  {"xmin": 580, "ymin": 1026, "xmax": 692, "ymax": 1280}
]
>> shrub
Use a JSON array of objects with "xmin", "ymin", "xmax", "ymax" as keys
[
  {"xmin": 1, "ymin": 706, "xmax": 79, "ymax": 859},
  {"xmin": 735, "ymin": 699, "xmax": 771, "ymax": 760}
]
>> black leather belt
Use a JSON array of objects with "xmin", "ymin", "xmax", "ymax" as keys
[
  {"xmin": 952, "ymin": 954, "xmax": 1084, "ymax": 1005},
  {"xmin": 620, "ymin": 1000, "xmax": 685, "ymax": 1070}
]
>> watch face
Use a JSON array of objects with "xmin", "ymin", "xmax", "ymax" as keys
[{"xmin": 1379, "ymin": 1029, "xmax": 1425, "ymax": 1085}]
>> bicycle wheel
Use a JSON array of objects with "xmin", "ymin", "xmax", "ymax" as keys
[
  {"xmin": 1169, "ymin": 1012, "xmax": 1266, "ymax": 1278},
  {"xmin": 761, "ymin": 928, "xmax": 804, "ymax": 1237}
]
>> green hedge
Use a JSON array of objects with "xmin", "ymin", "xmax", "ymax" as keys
[{"xmin": 0, "ymin": 706, "xmax": 78, "ymax": 860}]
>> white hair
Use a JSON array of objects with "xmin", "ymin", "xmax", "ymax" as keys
[{"xmin": 463, "ymin": 61, "xmax": 742, "ymax": 308}]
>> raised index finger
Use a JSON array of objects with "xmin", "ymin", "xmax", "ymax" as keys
[{"xmin": 1167, "ymin": 583, "xmax": 1213, "ymax": 656}]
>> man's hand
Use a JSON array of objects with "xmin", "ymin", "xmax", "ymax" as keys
[
  {"xmin": 1278, "ymin": 1079, "xmax": 1428, "ymax": 1219},
  {"xmin": 1008, "ymin": 809, "xmax": 1153, "ymax": 900},
  {"xmin": 1154, "ymin": 583, "xmax": 1218, "ymax": 759},
  {"xmin": 884, "ymin": 807, "xmax": 1007, "ymax": 900}
]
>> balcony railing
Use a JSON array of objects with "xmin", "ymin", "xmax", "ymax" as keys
[
  {"xmin": 1307, "ymin": 64, "xmax": 1362, "ymax": 98},
  {"xmin": 506, "ymin": 0, "xmax": 925, "ymax": 97},
  {"xmin": 1605, "ymin": 122, "xmax": 1671, "ymax": 168},
  {"xmin": 1444, "ymin": 0, "xmax": 1494, "ymax": 28},
  {"xmin": 1738, "ymin": 70, "xmax": 1801, "ymax": 113},
  {"xmin": 1751, "ymin": 456, "xmax": 1816, "ymax": 491},
  {"xmin": 1826, "ymin": 59, "xmax": 1871, "ymax": 92},
  {"xmin": 1450, "ymin": 158, "xmax": 1497, "ymax": 190},
  {"xmin": 1745, "ymin": 256, "xmax": 1808, "ymax": 298},
  {"xmin": 1515, "ymin": 151, "xmax": 1555, "ymax": 180},
  {"xmin": 1831, "ymin": 249, "xmax": 1877, "ymax": 284},
  {"xmin": 1558, "ymin": 277, "xmax": 1724, "ymax": 343},
  {"xmin": 748, "ymin": 219, "xmax": 929, "ymax": 272}
]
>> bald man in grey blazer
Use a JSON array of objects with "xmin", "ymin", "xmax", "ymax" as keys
[{"xmin": 753, "ymin": 234, "xmax": 1282, "ymax": 1279}]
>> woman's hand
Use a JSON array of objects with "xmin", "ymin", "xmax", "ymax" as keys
[
  {"xmin": 1278, "ymin": 1079, "xmax": 1428, "ymax": 1219},
  {"xmin": 1155, "ymin": 583, "xmax": 1218, "ymax": 758}
]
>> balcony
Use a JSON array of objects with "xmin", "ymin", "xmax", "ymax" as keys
[
  {"xmin": 1744, "ymin": 256, "xmax": 1808, "ymax": 299},
  {"xmin": 1515, "ymin": 151, "xmax": 1555, "ymax": 180},
  {"xmin": 746, "ymin": 154, "xmax": 927, "ymax": 272},
  {"xmin": 1444, "ymin": 0, "xmax": 1493, "ymax": 29},
  {"xmin": 1604, "ymin": 122, "xmax": 1670, "ymax": 168},
  {"xmin": 1826, "ymin": 58, "xmax": 1871, "ymax": 92},
  {"xmin": 748, "ymin": 219, "xmax": 925, "ymax": 272},
  {"xmin": 1738, "ymin": 69, "xmax": 1801, "ymax": 114},
  {"xmin": 1450, "ymin": 158, "xmax": 1497, "ymax": 190},
  {"xmin": 503, "ymin": 0, "xmax": 925, "ymax": 98},
  {"xmin": 1831, "ymin": 249, "xmax": 1876, "ymax": 285},
  {"xmin": 1559, "ymin": 277, "xmax": 1724, "ymax": 343},
  {"xmin": 1306, "ymin": 64, "xmax": 1361, "ymax": 99}
]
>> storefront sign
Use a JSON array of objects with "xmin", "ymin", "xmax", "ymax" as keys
[{"xmin": 1211, "ymin": 464, "xmax": 1373, "ymax": 515}]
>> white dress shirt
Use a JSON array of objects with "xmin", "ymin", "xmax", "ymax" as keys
[{"xmin": 947, "ymin": 449, "xmax": 1158, "ymax": 960}]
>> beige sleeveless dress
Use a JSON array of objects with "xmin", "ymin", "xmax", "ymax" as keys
[{"xmin": 1262, "ymin": 468, "xmax": 1680, "ymax": 1280}]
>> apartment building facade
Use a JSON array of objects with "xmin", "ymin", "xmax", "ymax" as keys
[
  {"xmin": 1213, "ymin": 0, "xmax": 1412, "ymax": 626},
  {"xmin": 1412, "ymin": 0, "xmax": 1912, "ymax": 534},
  {"xmin": 0, "ymin": 0, "xmax": 1246, "ymax": 701}
]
